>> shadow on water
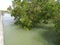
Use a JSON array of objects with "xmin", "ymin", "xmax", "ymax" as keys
[
  {"xmin": 31, "ymin": 21, "xmax": 57, "ymax": 45},
  {"xmin": 37, "ymin": 26, "xmax": 57, "ymax": 45},
  {"xmin": 3, "ymin": 13, "xmax": 57, "ymax": 45}
]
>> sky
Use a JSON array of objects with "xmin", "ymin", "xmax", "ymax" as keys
[
  {"xmin": 0, "ymin": 0, "xmax": 12, "ymax": 10},
  {"xmin": 0, "ymin": 0, "xmax": 57, "ymax": 10}
]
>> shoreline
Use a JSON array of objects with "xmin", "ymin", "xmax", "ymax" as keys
[{"xmin": 0, "ymin": 14, "xmax": 4, "ymax": 45}]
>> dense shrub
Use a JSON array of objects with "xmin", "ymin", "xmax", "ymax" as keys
[{"xmin": 8, "ymin": 0, "xmax": 59, "ymax": 30}]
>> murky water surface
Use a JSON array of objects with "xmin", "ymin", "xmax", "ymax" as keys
[{"xmin": 3, "ymin": 13, "xmax": 54, "ymax": 45}]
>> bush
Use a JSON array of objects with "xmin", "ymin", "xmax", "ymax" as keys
[{"xmin": 7, "ymin": 0, "xmax": 59, "ymax": 29}]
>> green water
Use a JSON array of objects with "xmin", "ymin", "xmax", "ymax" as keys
[{"xmin": 3, "ymin": 13, "xmax": 55, "ymax": 45}]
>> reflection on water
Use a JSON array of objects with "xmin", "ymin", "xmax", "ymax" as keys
[
  {"xmin": 3, "ymin": 13, "xmax": 53, "ymax": 45},
  {"xmin": 3, "ymin": 13, "xmax": 14, "ymax": 25}
]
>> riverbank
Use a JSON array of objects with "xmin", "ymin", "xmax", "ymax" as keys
[{"xmin": 0, "ymin": 14, "xmax": 4, "ymax": 45}]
